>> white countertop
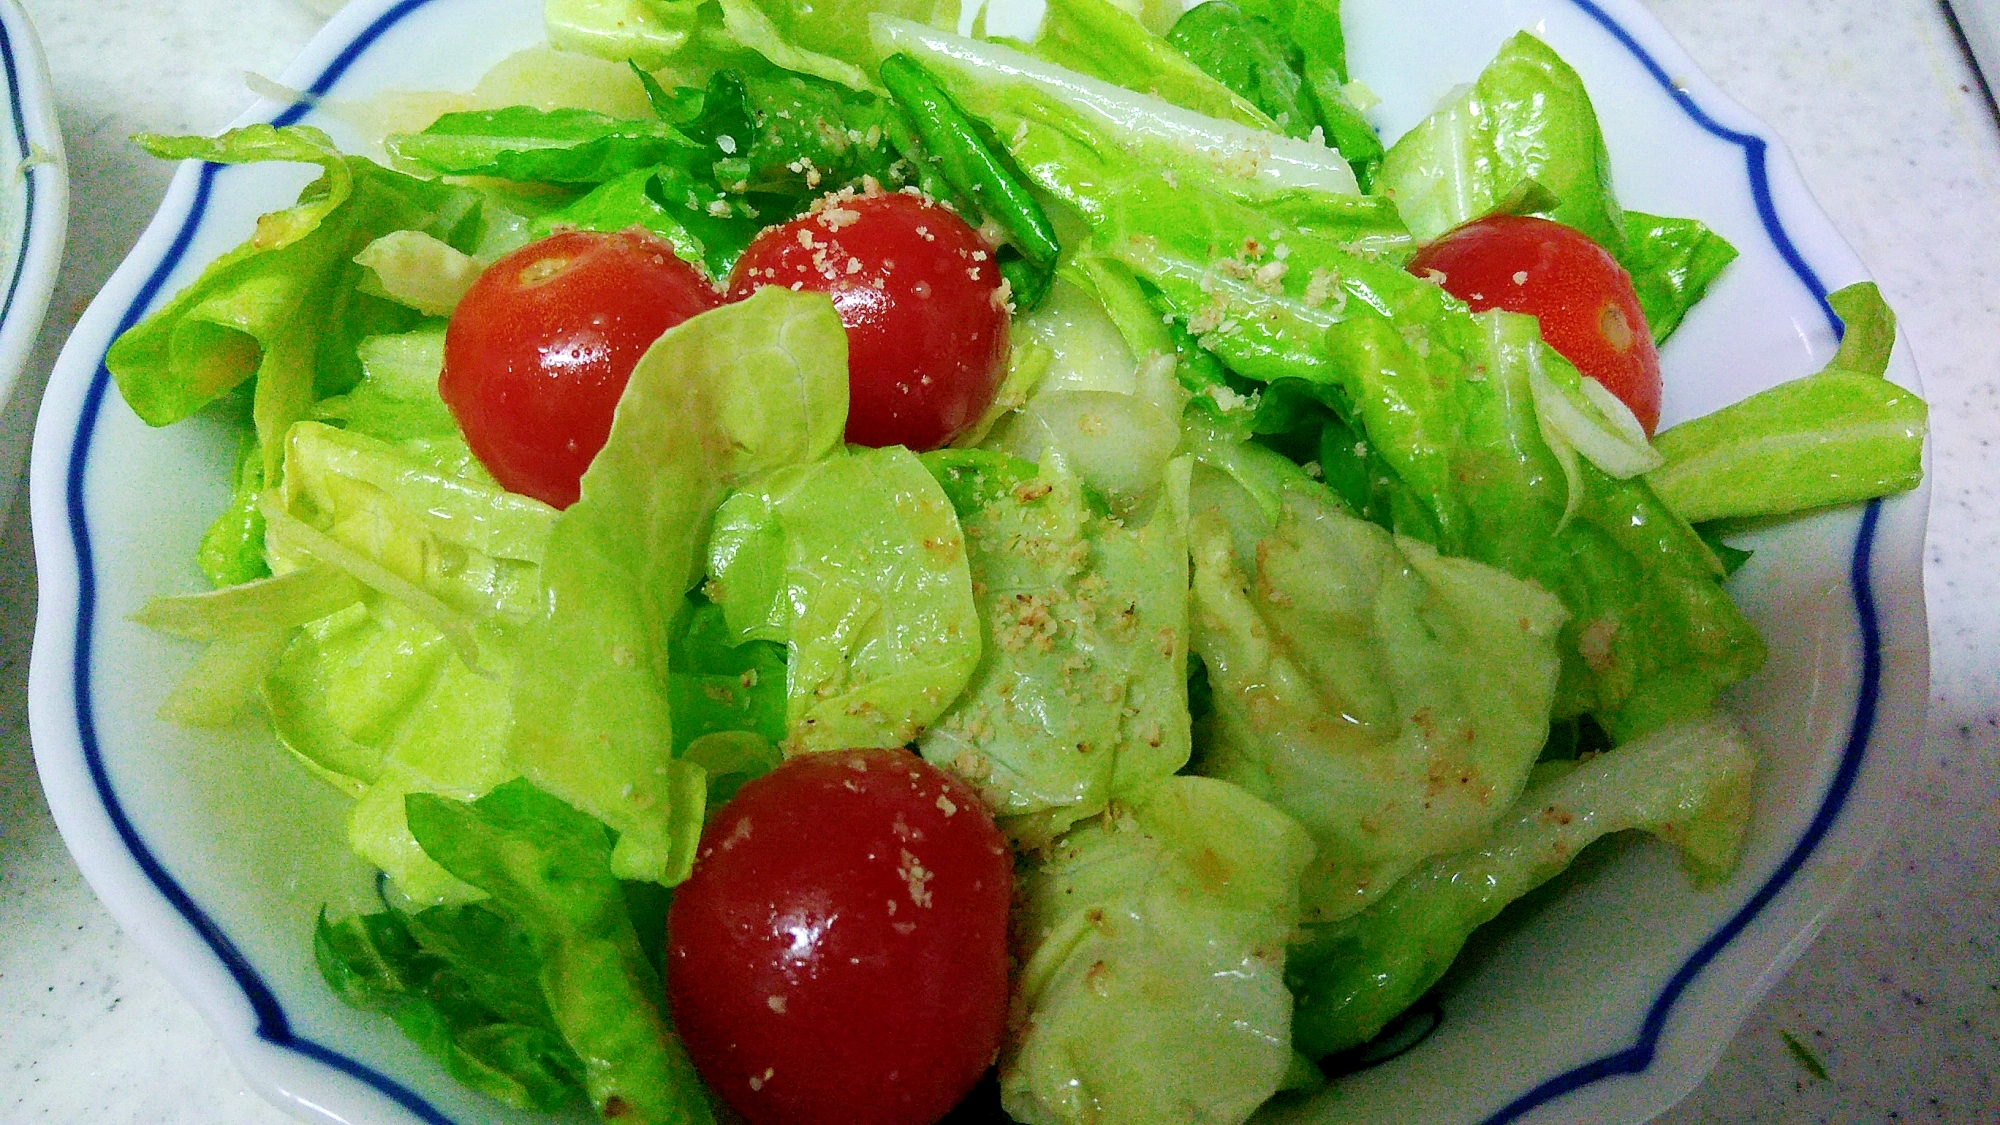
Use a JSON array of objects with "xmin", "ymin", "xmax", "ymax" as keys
[{"xmin": 0, "ymin": 0, "xmax": 1994, "ymax": 1121}]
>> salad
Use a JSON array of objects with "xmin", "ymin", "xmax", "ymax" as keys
[{"xmin": 110, "ymin": 0, "xmax": 1929, "ymax": 1123}]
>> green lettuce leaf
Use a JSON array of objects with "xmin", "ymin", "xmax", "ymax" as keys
[
  {"xmin": 713, "ymin": 0, "xmax": 878, "ymax": 91},
  {"xmin": 1111, "ymin": 221, "xmax": 1452, "ymax": 523},
  {"xmin": 918, "ymin": 450, "xmax": 1191, "ymax": 847},
  {"xmin": 353, "ymin": 230, "xmax": 483, "ymax": 318},
  {"xmin": 153, "ymin": 632, "xmax": 294, "ymax": 728},
  {"xmin": 984, "ymin": 266, "xmax": 1189, "ymax": 514},
  {"xmin": 1375, "ymin": 32, "xmax": 1622, "ymax": 251},
  {"xmin": 1619, "ymin": 211, "xmax": 1738, "ymax": 343},
  {"xmin": 106, "ymin": 126, "xmax": 488, "ymax": 475},
  {"xmin": 1004, "ymin": 268, "xmax": 1150, "ymax": 397},
  {"xmin": 261, "ymin": 600, "xmax": 440, "ymax": 793},
  {"xmin": 313, "ymin": 324, "xmax": 460, "ymax": 446},
  {"xmin": 680, "ymin": 730, "xmax": 784, "ymax": 812},
  {"xmin": 1648, "ymin": 283, "xmax": 1925, "ymax": 523},
  {"xmin": 531, "ymin": 66, "xmax": 906, "ymax": 276},
  {"xmin": 134, "ymin": 563, "xmax": 364, "ymax": 641},
  {"xmin": 1167, "ymin": 2, "xmax": 1312, "ymax": 134},
  {"xmin": 997, "ymin": 386, "xmax": 1186, "ymax": 517},
  {"xmin": 1063, "ymin": 252, "xmax": 1177, "ymax": 366},
  {"xmin": 405, "ymin": 780, "xmax": 714, "ymax": 1125},
  {"xmin": 1085, "ymin": 146, "xmax": 1759, "ymax": 737},
  {"xmin": 711, "ymin": 65, "xmax": 903, "ymax": 195},
  {"xmin": 278, "ymin": 420, "xmax": 558, "ymax": 624},
  {"xmin": 260, "ymin": 593, "xmax": 519, "ymax": 904},
  {"xmin": 1830, "ymin": 281, "xmax": 1896, "ymax": 375},
  {"xmin": 705, "ymin": 445, "xmax": 981, "ymax": 753},
  {"xmin": 1445, "ymin": 312, "xmax": 1764, "ymax": 736},
  {"xmin": 1288, "ymin": 712, "xmax": 1756, "ymax": 1057},
  {"xmin": 315, "ymin": 906, "xmax": 586, "ymax": 1111},
  {"xmin": 654, "ymin": 63, "xmax": 905, "ymax": 204},
  {"xmin": 508, "ymin": 287, "xmax": 847, "ymax": 883},
  {"xmin": 1650, "ymin": 371, "xmax": 1926, "ymax": 523},
  {"xmin": 137, "ymin": 561, "xmax": 363, "ymax": 730},
  {"xmin": 713, "ymin": 0, "xmax": 957, "ymax": 92},
  {"xmin": 874, "ymin": 18, "xmax": 1367, "ymax": 203},
  {"xmin": 1187, "ymin": 443, "xmax": 1567, "ymax": 924},
  {"xmin": 663, "ymin": 600, "xmax": 788, "ymax": 755},
  {"xmin": 915, "ymin": 26, "xmax": 1753, "ymax": 736},
  {"xmin": 1168, "ymin": 0, "xmax": 1384, "ymax": 185},
  {"xmin": 1034, "ymin": 0, "xmax": 1275, "ymax": 129},
  {"xmin": 879, "ymin": 19, "xmax": 1412, "ymax": 374},
  {"xmin": 545, "ymin": 0, "xmax": 710, "ymax": 68},
  {"xmin": 196, "ymin": 424, "xmax": 272, "ymax": 587},
  {"xmin": 532, "ymin": 165, "xmax": 749, "ymax": 277},
  {"xmin": 1287, "ymin": 0, "xmax": 1384, "ymax": 189},
  {"xmin": 348, "ymin": 654, "xmax": 524, "ymax": 905},
  {"xmin": 1002, "ymin": 775, "xmax": 1315, "ymax": 1125},
  {"xmin": 1694, "ymin": 523, "xmax": 1754, "ymax": 577},
  {"xmin": 386, "ymin": 106, "xmax": 700, "ymax": 183}
]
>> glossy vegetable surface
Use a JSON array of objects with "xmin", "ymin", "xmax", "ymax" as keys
[
  {"xmin": 667, "ymin": 747, "xmax": 1012, "ymax": 1125},
  {"xmin": 441, "ymin": 228, "xmax": 722, "ymax": 507},
  {"xmin": 727, "ymin": 190, "xmax": 1009, "ymax": 451},
  {"xmin": 1408, "ymin": 214, "xmax": 1662, "ymax": 433}
]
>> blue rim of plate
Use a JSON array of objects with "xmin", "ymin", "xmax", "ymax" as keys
[
  {"xmin": 49, "ymin": 1, "xmax": 1884, "ymax": 1122},
  {"xmin": 0, "ymin": 5, "xmax": 45, "ymax": 343}
]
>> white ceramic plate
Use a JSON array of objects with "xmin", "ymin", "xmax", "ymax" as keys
[
  {"xmin": 1948, "ymin": 0, "xmax": 2000, "ymax": 97},
  {"xmin": 0, "ymin": 0, "xmax": 67, "ymax": 523},
  {"xmin": 27, "ymin": 1, "xmax": 1930, "ymax": 1123}
]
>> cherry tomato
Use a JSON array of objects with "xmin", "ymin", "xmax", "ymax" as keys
[
  {"xmin": 726, "ymin": 191, "xmax": 1008, "ymax": 451},
  {"xmin": 440, "ymin": 229, "xmax": 722, "ymax": 508},
  {"xmin": 1408, "ymin": 214, "xmax": 1662, "ymax": 434},
  {"xmin": 666, "ymin": 747, "xmax": 1012, "ymax": 1125}
]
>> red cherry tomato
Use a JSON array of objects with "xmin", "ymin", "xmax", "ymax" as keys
[
  {"xmin": 666, "ymin": 747, "xmax": 1012, "ymax": 1125},
  {"xmin": 1408, "ymin": 214, "xmax": 1662, "ymax": 434},
  {"xmin": 440, "ymin": 229, "xmax": 722, "ymax": 508},
  {"xmin": 726, "ymin": 191, "xmax": 1008, "ymax": 451}
]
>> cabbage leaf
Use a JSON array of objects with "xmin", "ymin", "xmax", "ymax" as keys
[
  {"xmin": 406, "ymin": 780, "xmax": 715, "ymax": 1125},
  {"xmin": 1288, "ymin": 712, "xmax": 1756, "ymax": 1057},
  {"xmin": 508, "ymin": 288, "xmax": 848, "ymax": 883},
  {"xmin": 1188, "ymin": 445, "xmax": 1566, "ymax": 924},
  {"xmin": 1003, "ymin": 776, "xmax": 1315, "ymax": 1125},
  {"xmin": 705, "ymin": 445, "xmax": 980, "ymax": 753},
  {"xmin": 918, "ymin": 450, "xmax": 1191, "ymax": 846}
]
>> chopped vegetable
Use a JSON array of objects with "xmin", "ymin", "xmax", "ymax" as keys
[
  {"xmin": 704, "ymin": 444, "xmax": 982, "ymax": 752},
  {"xmin": 408, "ymin": 779, "xmax": 715, "ymax": 1124},
  {"xmin": 105, "ymin": 7, "xmax": 1929, "ymax": 1124},
  {"xmin": 1003, "ymin": 776, "xmax": 1315, "ymax": 1125},
  {"xmin": 917, "ymin": 450, "xmax": 1191, "ymax": 846},
  {"xmin": 1649, "ymin": 283, "xmax": 1926, "ymax": 523},
  {"xmin": 1289, "ymin": 712, "xmax": 1757, "ymax": 1056},
  {"xmin": 508, "ymin": 287, "xmax": 848, "ymax": 885}
]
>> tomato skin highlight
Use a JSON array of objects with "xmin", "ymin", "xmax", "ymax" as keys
[
  {"xmin": 1408, "ymin": 214, "xmax": 1662, "ymax": 434},
  {"xmin": 440, "ymin": 229, "xmax": 722, "ymax": 508},
  {"xmin": 666, "ymin": 747, "xmax": 1013, "ymax": 1125},
  {"xmin": 726, "ymin": 192, "xmax": 1009, "ymax": 451}
]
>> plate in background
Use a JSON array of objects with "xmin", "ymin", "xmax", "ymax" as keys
[
  {"xmin": 0, "ymin": 0, "xmax": 67, "ymax": 527},
  {"xmin": 27, "ymin": 0, "xmax": 1929, "ymax": 1123},
  {"xmin": 1948, "ymin": 0, "xmax": 2000, "ymax": 100}
]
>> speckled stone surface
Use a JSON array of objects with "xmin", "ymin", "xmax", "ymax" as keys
[
  {"xmin": 0, "ymin": 0, "xmax": 1992, "ymax": 1122},
  {"xmin": 1645, "ymin": 0, "xmax": 2000, "ymax": 1119}
]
